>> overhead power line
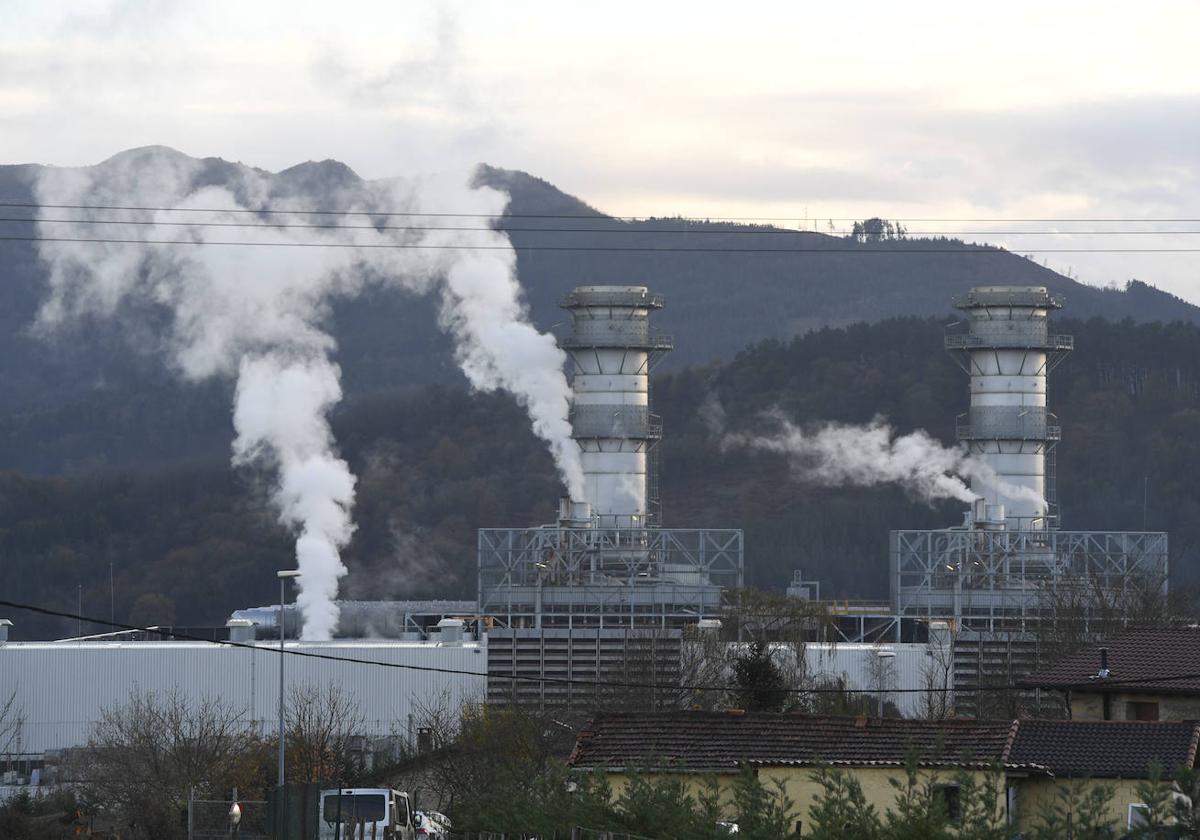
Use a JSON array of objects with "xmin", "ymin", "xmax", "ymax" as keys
[
  {"xmin": 2, "ymin": 199, "xmax": 1200, "ymax": 224},
  {"xmin": 3, "ymin": 235, "xmax": 1198, "ymax": 255},
  {"xmin": 5, "ymin": 216, "xmax": 1200, "ymax": 237},
  {"xmin": 0, "ymin": 597, "xmax": 1195, "ymax": 696}
]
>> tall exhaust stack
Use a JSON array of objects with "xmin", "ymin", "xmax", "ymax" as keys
[
  {"xmin": 560, "ymin": 286, "xmax": 673, "ymax": 527},
  {"xmin": 946, "ymin": 286, "xmax": 1073, "ymax": 529}
]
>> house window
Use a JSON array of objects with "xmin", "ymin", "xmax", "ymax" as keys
[
  {"xmin": 935, "ymin": 784, "xmax": 962, "ymax": 824},
  {"xmin": 1126, "ymin": 701, "xmax": 1160, "ymax": 721}
]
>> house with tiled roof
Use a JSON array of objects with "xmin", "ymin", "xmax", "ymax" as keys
[
  {"xmin": 568, "ymin": 711, "xmax": 1200, "ymax": 835},
  {"xmin": 1019, "ymin": 628, "xmax": 1200, "ymax": 721}
]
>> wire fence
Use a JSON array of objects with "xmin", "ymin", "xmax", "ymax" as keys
[
  {"xmin": 187, "ymin": 791, "xmax": 268, "ymax": 840},
  {"xmin": 453, "ymin": 831, "xmax": 658, "ymax": 840}
]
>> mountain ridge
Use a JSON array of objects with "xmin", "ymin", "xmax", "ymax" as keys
[{"xmin": 1, "ymin": 148, "xmax": 1198, "ymax": 475}]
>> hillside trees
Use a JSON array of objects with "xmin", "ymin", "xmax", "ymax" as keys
[{"xmin": 5, "ymin": 316, "xmax": 1200, "ymax": 638}]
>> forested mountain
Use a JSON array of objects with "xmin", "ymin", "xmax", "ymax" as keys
[
  {"xmin": 4, "ymin": 316, "xmax": 1199, "ymax": 640},
  {"xmin": 0, "ymin": 149, "xmax": 1197, "ymax": 474}
]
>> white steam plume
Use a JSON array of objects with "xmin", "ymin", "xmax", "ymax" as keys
[
  {"xmin": 32, "ymin": 148, "xmax": 582, "ymax": 638},
  {"xmin": 715, "ymin": 402, "xmax": 1044, "ymax": 507}
]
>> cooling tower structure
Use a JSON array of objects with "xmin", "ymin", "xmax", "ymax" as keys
[
  {"xmin": 946, "ymin": 286, "xmax": 1073, "ymax": 529},
  {"xmin": 890, "ymin": 285, "xmax": 1168, "ymax": 640},
  {"xmin": 560, "ymin": 286, "xmax": 673, "ymax": 526},
  {"xmin": 477, "ymin": 285, "xmax": 743, "ymax": 709}
]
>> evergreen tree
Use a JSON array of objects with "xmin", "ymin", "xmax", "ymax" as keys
[
  {"xmin": 731, "ymin": 640, "xmax": 790, "ymax": 712},
  {"xmin": 806, "ymin": 766, "xmax": 883, "ymax": 840}
]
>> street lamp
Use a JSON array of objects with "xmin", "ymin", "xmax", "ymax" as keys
[{"xmin": 276, "ymin": 569, "xmax": 302, "ymax": 788}]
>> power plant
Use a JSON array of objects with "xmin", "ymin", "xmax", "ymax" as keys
[
  {"xmin": 888, "ymin": 285, "xmax": 1168, "ymax": 710},
  {"xmin": 479, "ymin": 285, "xmax": 744, "ymax": 707},
  {"xmin": 0, "ymin": 281, "xmax": 1178, "ymax": 790}
]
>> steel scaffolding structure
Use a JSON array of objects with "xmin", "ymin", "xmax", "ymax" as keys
[
  {"xmin": 478, "ymin": 526, "xmax": 744, "ymax": 629},
  {"xmin": 890, "ymin": 528, "xmax": 1169, "ymax": 634}
]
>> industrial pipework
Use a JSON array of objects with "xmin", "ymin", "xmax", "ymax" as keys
[
  {"xmin": 560, "ymin": 285, "xmax": 673, "ymax": 527},
  {"xmin": 946, "ymin": 286, "xmax": 1073, "ymax": 530}
]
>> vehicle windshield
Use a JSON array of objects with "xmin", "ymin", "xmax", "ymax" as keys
[{"xmin": 322, "ymin": 793, "xmax": 387, "ymax": 825}]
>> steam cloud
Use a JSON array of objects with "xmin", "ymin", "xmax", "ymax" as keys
[
  {"xmin": 33, "ymin": 148, "xmax": 582, "ymax": 639},
  {"xmin": 714, "ymin": 402, "xmax": 1044, "ymax": 507}
]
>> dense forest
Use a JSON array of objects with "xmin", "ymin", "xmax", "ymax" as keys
[{"xmin": 3, "ymin": 315, "xmax": 1199, "ymax": 640}]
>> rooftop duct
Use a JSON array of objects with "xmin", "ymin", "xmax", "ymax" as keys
[{"xmin": 226, "ymin": 619, "xmax": 256, "ymax": 644}]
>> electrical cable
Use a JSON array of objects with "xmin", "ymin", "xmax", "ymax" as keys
[
  {"xmin": 4, "ymin": 216, "xmax": 1200, "ymax": 237},
  {"xmin": 3, "ymin": 200, "xmax": 1200, "ymax": 224},
  {"xmin": 2, "ymin": 235, "xmax": 1197, "ymax": 254},
  {"xmin": 0, "ymin": 597, "xmax": 1187, "ymax": 696}
]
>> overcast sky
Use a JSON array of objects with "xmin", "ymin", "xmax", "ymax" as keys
[{"xmin": 3, "ymin": 1, "xmax": 1199, "ymax": 300}]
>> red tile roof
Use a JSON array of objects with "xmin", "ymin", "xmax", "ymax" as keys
[
  {"xmin": 1009, "ymin": 719, "xmax": 1200, "ymax": 779},
  {"xmin": 1019, "ymin": 629, "xmax": 1200, "ymax": 695},
  {"xmin": 568, "ymin": 712, "xmax": 1021, "ymax": 773},
  {"xmin": 568, "ymin": 712, "xmax": 1200, "ymax": 780}
]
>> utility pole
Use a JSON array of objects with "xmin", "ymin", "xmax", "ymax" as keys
[{"xmin": 276, "ymin": 569, "xmax": 302, "ymax": 790}]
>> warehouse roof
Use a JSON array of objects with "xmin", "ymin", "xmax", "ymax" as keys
[{"xmin": 1019, "ymin": 629, "xmax": 1200, "ymax": 695}]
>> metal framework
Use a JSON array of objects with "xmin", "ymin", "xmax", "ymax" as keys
[
  {"xmin": 478, "ymin": 526, "xmax": 744, "ymax": 629},
  {"xmin": 891, "ymin": 528, "xmax": 1169, "ymax": 634}
]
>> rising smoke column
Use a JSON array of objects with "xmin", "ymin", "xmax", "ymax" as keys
[
  {"xmin": 715, "ymin": 402, "xmax": 1043, "ymax": 506},
  {"xmin": 32, "ymin": 148, "xmax": 582, "ymax": 638},
  {"xmin": 436, "ymin": 251, "xmax": 585, "ymax": 499}
]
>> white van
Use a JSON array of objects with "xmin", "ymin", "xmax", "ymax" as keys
[{"xmin": 319, "ymin": 788, "xmax": 416, "ymax": 840}]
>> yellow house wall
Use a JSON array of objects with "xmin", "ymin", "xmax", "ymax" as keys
[
  {"xmin": 1070, "ymin": 690, "xmax": 1200, "ymax": 721},
  {"xmin": 1015, "ymin": 778, "xmax": 1148, "ymax": 834},
  {"xmin": 602, "ymin": 772, "xmax": 739, "ymax": 810},
  {"xmin": 600, "ymin": 767, "xmax": 999, "ymax": 835}
]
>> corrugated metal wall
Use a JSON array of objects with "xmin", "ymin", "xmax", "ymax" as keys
[
  {"xmin": 803, "ymin": 643, "xmax": 948, "ymax": 717},
  {"xmin": 0, "ymin": 640, "xmax": 487, "ymax": 754}
]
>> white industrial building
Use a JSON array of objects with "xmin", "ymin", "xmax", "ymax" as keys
[
  {"xmin": 0, "ymin": 619, "xmax": 485, "ymax": 795},
  {"xmin": 802, "ymin": 641, "xmax": 951, "ymax": 718}
]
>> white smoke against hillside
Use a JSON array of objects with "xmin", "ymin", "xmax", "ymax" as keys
[
  {"xmin": 713, "ymin": 400, "xmax": 1043, "ymax": 507},
  {"xmin": 32, "ymin": 148, "xmax": 582, "ymax": 639}
]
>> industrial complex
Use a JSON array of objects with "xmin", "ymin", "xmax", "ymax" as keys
[{"xmin": 0, "ymin": 284, "xmax": 1173, "ymax": 794}]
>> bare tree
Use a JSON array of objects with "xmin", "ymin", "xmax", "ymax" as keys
[
  {"xmin": 679, "ymin": 622, "xmax": 736, "ymax": 710},
  {"xmin": 285, "ymin": 682, "xmax": 366, "ymax": 785},
  {"xmin": 75, "ymin": 688, "xmax": 263, "ymax": 840},
  {"xmin": 681, "ymin": 588, "xmax": 838, "ymax": 711},
  {"xmin": 0, "ymin": 688, "xmax": 24, "ymax": 758},
  {"xmin": 405, "ymin": 696, "xmax": 577, "ymax": 825},
  {"xmin": 918, "ymin": 636, "xmax": 955, "ymax": 720}
]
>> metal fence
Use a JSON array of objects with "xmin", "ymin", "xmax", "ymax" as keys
[
  {"xmin": 187, "ymin": 789, "xmax": 268, "ymax": 840},
  {"xmin": 456, "ymin": 832, "xmax": 657, "ymax": 840}
]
